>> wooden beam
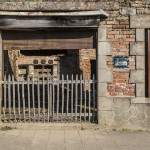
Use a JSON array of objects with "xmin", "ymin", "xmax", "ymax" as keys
[
  {"xmin": 3, "ymin": 30, "xmax": 95, "ymax": 50},
  {"xmin": 0, "ymin": 16, "xmax": 100, "ymax": 29}
]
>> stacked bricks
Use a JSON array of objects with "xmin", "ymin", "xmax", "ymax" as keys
[{"xmin": 79, "ymin": 49, "xmax": 96, "ymax": 80}]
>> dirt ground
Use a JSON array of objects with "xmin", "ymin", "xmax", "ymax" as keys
[{"xmin": 0, "ymin": 123, "xmax": 150, "ymax": 150}]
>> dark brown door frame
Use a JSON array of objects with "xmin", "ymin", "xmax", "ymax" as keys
[{"xmin": 146, "ymin": 29, "xmax": 150, "ymax": 97}]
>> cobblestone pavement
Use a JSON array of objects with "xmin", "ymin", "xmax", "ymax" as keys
[{"xmin": 0, "ymin": 124, "xmax": 150, "ymax": 150}]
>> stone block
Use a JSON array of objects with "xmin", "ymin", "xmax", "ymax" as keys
[
  {"xmin": 98, "ymin": 27, "xmax": 107, "ymax": 42},
  {"xmin": 98, "ymin": 69, "xmax": 112, "ymax": 83},
  {"xmin": 97, "ymin": 55, "xmax": 108, "ymax": 69},
  {"xmin": 136, "ymin": 56, "xmax": 145, "ymax": 69},
  {"xmin": 130, "ymin": 42, "xmax": 145, "ymax": 55},
  {"xmin": 98, "ymin": 110, "xmax": 115, "ymax": 126},
  {"xmin": 97, "ymin": 83, "xmax": 107, "ymax": 97},
  {"xmin": 129, "ymin": 56, "xmax": 136, "ymax": 70},
  {"xmin": 113, "ymin": 98, "xmax": 131, "ymax": 126},
  {"xmin": 136, "ymin": 83, "xmax": 145, "ymax": 97},
  {"xmin": 129, "ymin": 70, "xmax": 145, "ymax": 83},
  {"xmin": 130, "ymin": 15, "xmax": 150, "ymax": 28},
  {"xmin": 136, "ymin": 29, "xmax": 145, "ymax": 42},
  {"xmin": 98, "ymin": 41, "xmax": 112, "ymax": 56},
  {"xmin": 131, "ymin": 97, "xmax": 150, "ymax": 104},
  {"xmin": 120, "ymin": 7, "xmax": 136, "ymax": 16},
  {"xmin": 98, "ymin": 97, "xmax": 114, "ymax": 111}
]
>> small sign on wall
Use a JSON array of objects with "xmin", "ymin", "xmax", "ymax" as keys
[{"xmin": 113, "ymin": 56, "xmax": 129, "ymax": 68}]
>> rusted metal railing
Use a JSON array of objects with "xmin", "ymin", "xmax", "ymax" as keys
[{"xmin": 1, "ymin": 74, "xmax": 97, "ymax": 123}]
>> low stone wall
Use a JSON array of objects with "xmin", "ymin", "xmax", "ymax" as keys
[{"xmin": 99, "ymin": 98, "xmax": 150, "ymax": 130}]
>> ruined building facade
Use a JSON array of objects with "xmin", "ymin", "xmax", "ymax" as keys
[{"xmin": 0, "ymin": 0, "xmax": 150, "ymax": 130}]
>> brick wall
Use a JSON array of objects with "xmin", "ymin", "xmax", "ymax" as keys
[{"xmin": 98, "ymin": 0, "xmax": 149, "ymax": 97}]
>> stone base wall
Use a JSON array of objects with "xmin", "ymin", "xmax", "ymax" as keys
[{"xmin": 99, "ymin": 98, "xmax": 150, "ymax": 130}]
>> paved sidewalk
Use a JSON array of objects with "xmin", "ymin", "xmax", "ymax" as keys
[{"xmin": 0, "ymin": 124, "xmax": 150, "ymax": 150}]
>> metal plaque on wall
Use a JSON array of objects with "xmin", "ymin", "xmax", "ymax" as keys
[{"xmin": 113, "ymin": 56, "xmax": 129, "ymax": 68}]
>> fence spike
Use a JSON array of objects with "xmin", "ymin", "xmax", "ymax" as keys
[
  {"xmin": 8, "ymin": 74, "xmax": 11, "ymax": 122},
  {"xmin": 37, "ymin": 76, "xmax": 40, "ymax": 122},
  {"xmin": 66, "ymin": 74, "xmax": 69, "ymax": 116},
  {"xmin": 75, "ymin": 74, "xmax": 78, "ymax": 121},
  {"xmin": 12, "ymin": 75, "xmax": 16, "ymax": 122},
  {"xmin": 27, "ymin": 76, "xmax": 31, "ymax": 122},
  {"xmin": 47, "ymin": 72, "xmax": 50, "ymax": 122},
  {"xmin": 32, "ymin": 75, "xmax": 35, "ymax": 122},
  {"xmin": 80, "ymin": 74, "xmax": 83, "ymax": 122},
  {"xmin": 71, "ymin": 74, "xmax": 73, "ymax": 118},
  {"xmin": 3, "ymin": 74, "xmax": 6, "ymax": 121},
  {"xmin": 61, "ymin": 74, "xmax": 64, "ymax": 117},
  {"xmin": 42, "ymin": 73, "xmax": 45, "ymax": 123}
]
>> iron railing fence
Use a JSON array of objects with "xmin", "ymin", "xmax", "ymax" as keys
[{"xmin": 1, "ymin": 74, "xmax": 97, "ymax": 123}]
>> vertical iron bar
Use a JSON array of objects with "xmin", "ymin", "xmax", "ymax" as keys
[
  {"xmin": 52, "ymin": 79, "xmax": 55, "ymax": 118},
  {"xmin": 88, "ymin": 79, "xmax": 91, "ymax": 122},
  {"xmin": 22, "ymin": 78, "xmax": 25, "ymax": 122},
  {"xmin": 80, "ymin": 74, "xmax": 83, "ymax": 122},
  {"xmin": 71, "ymin": 74, "xmax": 73, "ymax": 118},
  {"xmin": 56, "ymin": 80, "xmax": 59, "ymax": 121},
  {"xmin": 3, "ymin": 75, "xmax": 6, "ymax": 120},
  {"xmin": 84, "ymin": 78, "xmax": 86, "ymax": 122},
  {"xmin": 75, "ymin": 74, "xmax": 78, "ymax": 121},
  {"xmin": 42, "ymin": 75, "xmax": 45, "ymax": 122},
  {"xmin": 17, "ymin": 77, "xmax": 21, "ymax": 121},
  {"xmin": 12, "ymin": 75, "xmax": 16, "ymax": 121},
  {"xmin": 93, "ymin": 75, "xmax": 96, "ymax": 122},
  {"xmin": 32, "ymin": 76, "xmax": 35, "ymax": 122},
  {"xmin": 61, "ymin": 74, "xmax": 64, "ymax": 117},
  {"xmin": 37, "ymin": 77, "xmax": 40, "ymax": 122},
  {"xmin": 27, "ymin": 76, "xmax": 31, "ymax": 122},
  {"xmin": 49, "ymin": 77, "xmax": 52, "ymax": 117},
  {"xmin": 47, "ymin": 74, "xmax": 50, "ymax": 122},
  {"xmin": 8, "ymin": 75, "xmax": 11, "ymax": 121},
  {"xmin": 66, "ymin": 75, "xmax": 69, "ymax": 116}
]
